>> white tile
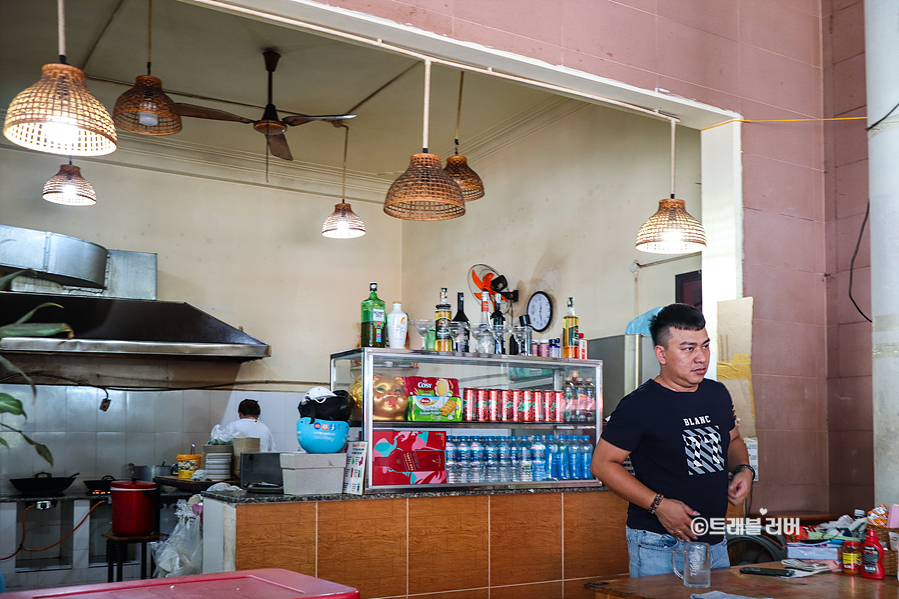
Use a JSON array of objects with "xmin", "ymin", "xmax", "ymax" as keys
[
  {"xmin": 183, "ymin": 392, "xmax": 211, "ymax": 433},
  {"xmin": 154, "ymin": 432, "xmax": 184, "ymax": 465},
  {"xmin": 274, "ymin": 432, "xmax": 298, "ymax": 453},
  {"xmin": 66, "ymin": 432, "xmax": 98, "ymax": 478},
  {"xmin": 125, "ymin": 432, "xmax": 156, "ymax": 466},
  {"xmin": 126, "ymin": 392, "xmax": 156, "ymax": 433},
  {"xmin": 30, "ymin": 431, "xmax": 67, "ymax": 474},
  {"xmin": 155, "ymin": 391, "xmax": 184, "ymax": 433},
  {"xmin": 96, "ymin": 432, "xmax": 129, "ymax": 478},
  {"xmin": 96, "ymin": 390, "xmax": 127, "ymax": 432},
  {"xmin": 30, "ymin": 385, "xmax": 68, "ymax": 432},
  {"xmin": 182, "ymin": 432, "xmax": 210, "ymax": 454},
  {"xmin": 66, "ymin": 387, "xmax": 101, "ymax": 432}
]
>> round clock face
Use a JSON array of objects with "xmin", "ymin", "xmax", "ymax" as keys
[{"xmin": 527, "ymin": 291, "xmax": 553, "ymax": 332}]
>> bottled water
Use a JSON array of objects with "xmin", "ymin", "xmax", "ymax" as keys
[
  {"xmin": 571, "ymin": 435, "xmax": 585, "ymax": 480},
  {"xmin": 470, "ymin": 436, "xmax": 485, "ymax": 483},
  {"xmin": 519, "ymin": 436, "xmax": 533, "ymax": 482},
  {"xmin": 485, "ymin": 436, "xmax": 500, "ymax": 482},
  {"xmin": 546, "ymin": 435, "xmax": 561, "ymax": 481},
  {"xmin": 457, "ymin": 436, "xmax": 471, "ymax": 483},
  {"xmin": 581, "ymin": 435, "xmax": 595, "ymax": 480},
  {"xmin": 532, "ymin": 435, "xmax": 547, "ymax": 482},
  {"xmin": 509, "ymin": 436, "xmax": 522, "ymax": 482},
  {"xmin": 445, "ymin": 436, "xmax": 458, "ymax": 483},
  {"xmin": 498, "ymin": 436, "xmax": 513, "ymax": 481},
  {"xmin": 559, "ymin": 435, "xmax": 571, "ymax": 480}
]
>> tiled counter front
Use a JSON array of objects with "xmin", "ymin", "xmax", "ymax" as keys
[{"xmin": 222, "ymin": 490, "xmax": 628, "ymax": 599}]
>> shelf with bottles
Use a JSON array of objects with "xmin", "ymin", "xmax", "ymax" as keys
[{"xmin": 330, "ymin": 348, "xmax": 602, "ymax": 493}]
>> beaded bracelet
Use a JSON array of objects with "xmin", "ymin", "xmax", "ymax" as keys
[
  {"xmin": 732, "ymin": 464, "xmax": 756, "ymax": 479},
  {"xmin": 648, "ymin": 493, "xmax": 664, "ymax": 515}
]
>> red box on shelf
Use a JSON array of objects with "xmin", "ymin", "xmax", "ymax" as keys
[{"xmin": 371, "ymin": 430, "xmax": 447, "ymax": 485}]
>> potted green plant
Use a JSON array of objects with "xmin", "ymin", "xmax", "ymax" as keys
[{"xmin": 0, "ymin": 270, "xmax": 73, "ymax": 465}]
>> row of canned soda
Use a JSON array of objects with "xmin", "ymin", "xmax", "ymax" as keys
[{"xmin": 462, "ymin": 388, "xmax": 572, "ymax": 422}]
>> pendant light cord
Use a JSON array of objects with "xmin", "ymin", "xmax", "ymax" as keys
[
  {"xmin": 341, "ymin": 124, "xmax": 349, "ymax": 200},
  {"xmin": 422, "ymin": 59, "xmax": 431, "ymax": 153},
  {"xmin": 670, "ymin": 118, "xmax": 676, "ymax": 199},
  {"xmin": 147, "ymin": 0, "xmax": 153, "ymax": 75},
  {"xmin": 454, "ymin": 72, "xmax": 465, "ymax": 155},
  {"xmin": 57, "ymin": 0, "xmax": 67, "ymax": 63}
]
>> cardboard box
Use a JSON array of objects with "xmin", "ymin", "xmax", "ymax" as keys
[
  {"xmin": 371, "ymin": 430, "xmax": 446, "ymax": 486},
  {"xmin": 280, "ymin": 452, "xmax": 347, "ymax": 495}
]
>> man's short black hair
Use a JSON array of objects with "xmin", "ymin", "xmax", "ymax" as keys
[
  {"xmin": 238, "ymin": 399, "xmax": 261, "ymax": 417},
  {"xmin": 649, "ymin": 303, "xmax": 706, "ymax": 348}
]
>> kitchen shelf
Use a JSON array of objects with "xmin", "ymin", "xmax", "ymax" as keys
[{"xmin": 331, "ymin": 348, "xmax": 602, "ymax": 494}]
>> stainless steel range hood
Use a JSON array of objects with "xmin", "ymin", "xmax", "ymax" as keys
[{"xmin": 0, "ymin": 291, "xmax": 270, "ymax": 360}]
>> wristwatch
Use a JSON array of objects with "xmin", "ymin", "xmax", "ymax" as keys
[{"xmin": 732, "ymin": 464, "xmax": 756, "ymax": 479}]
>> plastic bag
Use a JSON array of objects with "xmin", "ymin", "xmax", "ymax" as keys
[
  {"xmin": 150, "ymin": 500, "xmax": 203, "ymax": 578},
  {"xmin": 207, "ymin": 424, "xmax": 234, "ymax": 445}
]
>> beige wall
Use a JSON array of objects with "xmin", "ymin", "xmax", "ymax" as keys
[{"xmin": 401, "ymin": 101, "xmax": 702, "ymax": 341}]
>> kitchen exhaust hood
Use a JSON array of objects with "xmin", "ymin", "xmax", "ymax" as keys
[{"xmin": 0, "ymin": 291, "xmax": 270, "ymax": 360}]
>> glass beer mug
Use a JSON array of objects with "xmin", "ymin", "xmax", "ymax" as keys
[{"xmin": 672, "ymin": 541, "xmax": 711, "ymax": 588}]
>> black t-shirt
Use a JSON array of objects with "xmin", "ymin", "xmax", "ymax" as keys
[{"xmin": 600, "ymin": 378, "xmax": 736, "ymax": 543}]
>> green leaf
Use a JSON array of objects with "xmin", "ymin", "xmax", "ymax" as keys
[
  {"xmin": 13, "ymin": 302, "xmax": 64, "ymax": 325},
  {"xmin": 0, "ymin": 322, "xmax": 73, "ymax": 340},
  {"xmin": 0, "ymin": 438, "xmax": 8, "ymax": 448},
  {"xmin": 0, "ymin": 355, "xmax": 35, "ymax": 396},
  {"xmin": 34, "ymin": 442, "xmax": 53, "ymax": 466},
  {"xmin": 0, "ymin": 393, "xmax": 25, "ymax": 417},
  {"xmin": 0, "ymin": 269, "xmax": 36, "ymax": 291}
]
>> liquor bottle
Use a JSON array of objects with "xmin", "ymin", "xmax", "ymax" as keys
[
  {"xmin": 491, "ymin": 293, "xmax": 506, "ymax": 353},
  {"xmin": 361, "ymin": 282, "xmax": 386, "ymax": 347},
  {"xmin": 435, "ymin": 287, "xmax": 452, "ymax": 351},
  {"xmin": 562, "ymin": 297, "xmax": 579, "ymax": 359},
  {"xmin": 478, "ymin": 290, "xmax": 493, "ymax": 353},
  {"xmin": 453, "ymin": 292, "xmax": 470, "ymax": 352}
]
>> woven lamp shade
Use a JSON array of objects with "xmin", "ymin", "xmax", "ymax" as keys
[
  {"xmin": 113, "ymin": 75, "xmax": 182, "ymax": 135},
  {"xmin": 635, "ymin": 198, "xmax": 706, "ymax": 254},
  {"xmin": 4, "ymin": 64, "xmax": 117, "ymax": 156},
  {"xmin": 322, "ymin": 202, "xmax": 366, "ymax": 238},
  {"xmin": 384, "ymin": 153, "xmax": 465, "ymax": 221},
  {"xmin": 42, "ymin": 164, "xmax": 97, "ymax": 206},
  {"xmin": 444, "ymin": 155, "xmax": 484, "ymax": 201}
]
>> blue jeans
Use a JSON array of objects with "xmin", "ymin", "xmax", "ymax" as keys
[{"xmin": 625, "ymin": 526, "xmax": 730, "ymax": 577}]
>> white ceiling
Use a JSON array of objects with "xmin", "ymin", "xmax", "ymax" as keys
[{"xmin": 0, "ymin": 0, "xmax": 561, "ymax": 178}]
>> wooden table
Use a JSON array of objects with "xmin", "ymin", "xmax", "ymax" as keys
[{"xmin": 588, "ymin": 562, "xmax": 899, "ymax": 599}]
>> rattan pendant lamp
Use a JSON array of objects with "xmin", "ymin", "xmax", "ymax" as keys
[
  {"xmin": 383, "ymin": 59, "xmax": 465, "ymax": 221},
  {"xmin": 42, "ymin": 160, "xmax": 97, "ymax": 206},
  {"xmin": 3, "ymin": 0, "xmax": 117, "ymax": 156},
  {"xmin": 444, "ymin": 72, "xmax": 484, "ymax": 201},
  {"xmin": 322, "ymin": 125, "xmax": 366, "ymax": 238},
  {"xmin": 635, "ymin": 119, "xmax": 707, "ymax": 254},
  {"xmin": 113, "ymin": 0, "xmax": 182, "ymax": 135}
]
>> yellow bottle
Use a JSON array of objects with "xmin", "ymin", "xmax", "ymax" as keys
[{"xmin": 562, "ymin": 297, "xmax": 579, "ymax": 359}]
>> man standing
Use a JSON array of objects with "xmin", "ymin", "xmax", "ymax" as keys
[{"xmin": 591, "ymin": 303, "xmax": 753, "ymax": 576}]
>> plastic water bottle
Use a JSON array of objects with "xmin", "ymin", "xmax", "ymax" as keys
[
  {"xmin": 485, "ymin": 437, "xmax": 500, "ymax": 482},
  {"xmin": 498, "ymin": 436, "xmax": 512, "ymax": 481},
  {"xmin": 470, "ymin": 436, "xmax": 485, "ymax": 483},
  {"xmin": 457, "ymin": 436, "xmax": 471, "ymax": 483},
  {"xmin": 509, "ymin": 436, "xmax": 522, "ymax": 482},
  {"xmin": 532, "ymin": 435, "xmax": 547, "ymax": 482},
  {"xmin": 571, "ymin": 436, "xmax": 585, "ymax": 480},
  {"xmin": 581, "ymin": 436, "xmax": 595, "ymax": 480},
  {"xmin": 559, "ymin": 435, "xmax": 572, "ymax": 480},
  {"xmin": 519, "ymin": 436, "xmax": 533, "ymax": 482},
  {"xmin": 445, "ymin": 436, "xmax": 458, "ymax": 483},
  {"xmin": 546, "ymin": 435, "xmax": 561, "ymax": 481}
]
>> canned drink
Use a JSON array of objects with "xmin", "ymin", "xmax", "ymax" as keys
[
  {"xmin": 543, "ymin": 390, "xmax": 554, "ymax": 422},
  {"xmin": 511, "ymin": 390, "xmax": 523, "ymax": 422},
  {"xmin": 537, "ymin": 340, "xmax": 549, "ymax": 357},
  {"xmin": 501, "ymin": 389, "xmax": 514, "ymax": 421},
  {"xmin": 533, "ymin": 391, "xmax": 544, "ymax": 422},
  {"xmin": 476, "ymin": 389, "xmax": 488, "ymax": 421},
  {"xmin": 463, "ymin": 388, "xmax": 476, "ymax": 421},
  {"xmin": 549, "ymin": 338, "xmax": 562, "ymax": 358},
  {"xmin": 522, "ymin": 390, "xmax": 535, "ymax": 422},
  {"xmin": 488, "ymin": 389, "xmax": 500, "ymax": 421},
  {"xmin": 553, "ymin": 390, "xmax": 564, "ymax": 422}
]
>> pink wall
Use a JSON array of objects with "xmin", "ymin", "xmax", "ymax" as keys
[{"xmin": 324, "ymin": 0, "xmax": 867, "ymax": 511}]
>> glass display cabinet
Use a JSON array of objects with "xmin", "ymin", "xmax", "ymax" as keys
[{"xmin": 330, "ymin": 348, "xmax": 602, "ymax": 493}]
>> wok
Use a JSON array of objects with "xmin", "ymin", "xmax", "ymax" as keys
[
  {"xmin": 11, "ymin": 472, "xmax": 80, "ymax": 496},
  {"xmin": 83, "ymin": 475, "xmax": 116, "ymax": 493}
]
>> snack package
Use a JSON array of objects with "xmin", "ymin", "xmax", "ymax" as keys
[
  {"xmin": 402, "ymin": 376, "xmax": 462, "ymax": 422},
  {"xmin": 868, "ymin": 504, "xmax": 889, "ymax": 528}
]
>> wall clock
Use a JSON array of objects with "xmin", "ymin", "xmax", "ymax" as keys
[{"xmin": 527, "ymin": 291, "xmax": 553, "ymax": 332}]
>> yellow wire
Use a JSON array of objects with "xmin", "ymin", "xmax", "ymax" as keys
[{"xmin": 702, "ymin": 116, "xmax": 867, "ymax": 131}]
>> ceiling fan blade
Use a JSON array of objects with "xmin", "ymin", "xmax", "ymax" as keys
[
  {"xmin": 267, "ymin": 134, "xmax": 293, "ymax": 161},
  {"xmin": 175, "ymin": 103, "xmax": 253, "ymax": 123},
  {"xmin": 282, "ymin": 114, "xmax": 357, "ymax": 126}
]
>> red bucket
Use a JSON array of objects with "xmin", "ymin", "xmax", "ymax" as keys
[{"xmin": 111, "ymin": 480, "xmax": 156, "ymax": 535}]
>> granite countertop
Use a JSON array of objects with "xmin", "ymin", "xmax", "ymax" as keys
[
  {"xmin": 0, "ymin": 490, "xmax": 195, "ymax": 503},
  {"xmin": 203, "ymin": 484, "xmax": 609, "ymax": 504}
]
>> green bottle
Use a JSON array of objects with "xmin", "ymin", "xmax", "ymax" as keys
[{"xmin": 361, "ymin": 282, "xmax": 386, "ymax": 347}]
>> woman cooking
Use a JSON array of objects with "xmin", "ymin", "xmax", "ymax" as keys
[{"xmin": 225, "ymin": 399, "xmax": 276, "ymax": 452}]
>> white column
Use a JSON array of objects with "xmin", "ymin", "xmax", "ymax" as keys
[{"xmin": 866, "ymin": 0, "xmax": 899, "ymax": 503}]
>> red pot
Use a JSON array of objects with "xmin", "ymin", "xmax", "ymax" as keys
[{"xmin": 111, "ymin": 480, "xmax": 156, "ymax": 536}]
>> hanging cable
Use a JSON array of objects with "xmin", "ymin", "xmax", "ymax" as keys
[
  {"xmin": 0, "ymin": 500, "xmax": 106, "ymax": 561},
  {"xmin": 848, "ymin": 201, "xmax": 872, "ymax": 323},
  {"xmin": 866, "ymin": 100, "xmax": 899, "ymax": 131}
]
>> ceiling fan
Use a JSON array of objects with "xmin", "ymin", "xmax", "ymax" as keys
[{"xmin": 174, "ymin": 49, "xmax": 356, "ymax": 161}]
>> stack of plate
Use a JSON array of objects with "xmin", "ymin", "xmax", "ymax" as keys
[{"xmin": 205, "ymin": 454, "xmax": 232, "ymax": 481}]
